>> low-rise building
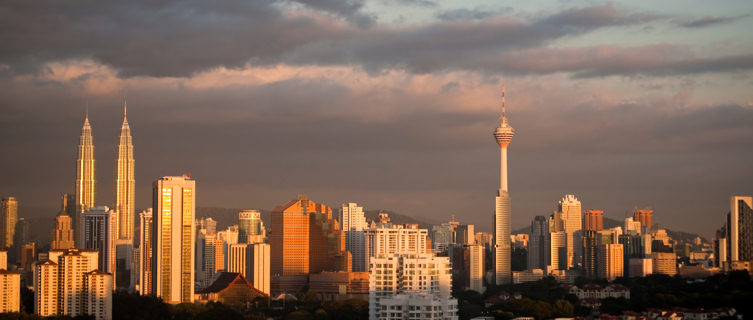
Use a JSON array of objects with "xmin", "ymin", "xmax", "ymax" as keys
[
  {"xmin": 309, "ymin": 271, "xmax": 369, "ymax": 301},
  {"xmin": 196, "ymin": 272, "xmax": 266, "ymax": 306}
]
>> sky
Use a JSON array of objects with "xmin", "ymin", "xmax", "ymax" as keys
[{"xmin": 1, "ymin": 0, "xmax": 752, "ymax": 237}]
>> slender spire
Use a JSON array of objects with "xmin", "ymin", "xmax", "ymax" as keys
[
  {"xmin": 501, "ymin": 85, "xmax": 507, "ymax": 124},
  {"xmin": 124, "ymin": 100, "xmax": 127, "ymax": 118}
]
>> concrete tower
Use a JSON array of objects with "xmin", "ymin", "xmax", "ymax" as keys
[
  {"xmin": 116, "ymin": 103, "xmax": 135, "ymax": 241},
  {"xmin": 493, "ymin": 85, "xmax": 514, "ymax": 285},
  {"xmin": 76, "ymin": 113, "xmax": 96, "ymax": 247}
]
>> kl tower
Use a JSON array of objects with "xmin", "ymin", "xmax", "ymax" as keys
[{"xmin": 493, "ymin": 85, "xmax": 515, "ymax": 285}]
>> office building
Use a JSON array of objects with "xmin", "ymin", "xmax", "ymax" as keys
[
  {"xmin": 52, "ymin": 197, "xmax": 76, "ymax": 250},
  {"xmin": 82, "ymin": 206, "xmax": 117, "ymax": 283},
  {"xmin": 456, "ymin": 224, "xmax": 475, "ymax": 245},
  {"xmin": 513, "ymin": 269, "xmax": 545, "ymax": 284},
  {"xmin": 21, "ymin": 242, "xmax": 35, "ymax": 273},
  {"xmin": 341, "ymin": 203, "xmax": 368, "ymax": 272},
  {"xmin": 467, "ymin": 244, "xmax": 485, "ymax": 293},
  {"xmin": 628, "ymin": 258, "xmax": 653, "ymax": 278},
  {"xmin": 550, "ymin": 231, "xmax": 566, "ymax": 271},
  {"xmin": 238, "ymin": 210, "xmax": 265, "ymax": 244},
  {"xmin": 152, "ymin": 175, "xmax": 195, "ymax": 303},
  {"xmin": 115, "ymin": 104, "xmax": 135, "ymax": 241},
  {"xmin": 583, "ymin": 230, "xmax": 599, "ymax": 278},
  {"xmin": 0, "ymin": 269, "xmax": 20, "ymax": 313},
  {"xmin": 0, "ymin": 250, "xmax": 6, "ymax": 269},
  {"xmin": 247, "ymin": 242, "xmax": 270, "ymax": 295},
  {"xmin": 431, "ymin": 223, "xmax": 454, "ymax": 252},
  {"xmin": 557, "ymin": 194, "xmax": 582, "ymax": 269},
  {"xmin": 308, "ymin": 271, "xmax": 369, "ymax": 301},
  {"xmin": 726, "ymin": 196, "xmax": 753, "ymax": 269},
  {"xmin": 584, "ymin": 209, "xmax": 604, "ymax": 231},
  {"xmin": 270, "ymin": 194, "xmax": 347, "ymax": 293},
  {"xmin": 137, "ymin": 209, "xmax": 153, "ymax": 295},
  {"xmin": 528, "ymin": 215, "xmax": 550, "ymax": 270},
  {"xmin": 225, "ymin": 243, "xmax": 248, "ymax": 277},
  {"xmin": 624, "ymin": 217, "xmax": 642, "ymax": 235},
  {"xmin": 493, "ymin": 86, "xmax": 515, "ymax": 285},
  {"xmin": 1, "ymin": 197, "xmax": 18, "ymax": 248},
  {"xmin": 651, "ymin": 252, "xmax": 677, "ymax": 276},
  {"xmin": 369, "ymin": 253, "xmax": 456, "ymax": 320},
  {"xmin": 76, "ymin": 114, "xmax": 96, "ymax": 247},
  {"xmin": 598, "ymin": 243, "xmax": 624, "ymax": 281}
]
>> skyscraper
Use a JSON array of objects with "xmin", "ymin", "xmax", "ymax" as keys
[
  {"xmin": 584, "ymin": 209, "xmax": 604, "ymax": 231},
  {"xmin": 247, "ymin": 243, "xmax": 270, "ymax": 295},
  {"xmin": 115, "ymin": 104, "xmax": 135, "ymax": 241},
  {"xmin": 1, "ymin": 197, "xmax": 18, "ymax": 248},
  {"xmin": 597, "ymin": 243, "xmax": 624, "ymax": 281},
  {"xmin": 341, "ymin": 202, "xmax": 368, "ymax": 272},
  {"xmin": 727, "ymin": 196, "xmax": 753, "ymax": 268},
  {"xmin": 152, "ymin": 175, "xmax": 195, "ymax": 303},
  {"xmin": 493, "ymin": 86, "xmax": 515, "ymax": 285},
  {"xmin": 137, "ymin": 209, "xmax": 153, "ymax": 295},
  {"xmin": 51, "ymin": 211, "xmax": 75, "ymax": 251},
  {"xmin": 558, "ymin": 194, "xmax": 582, "ymax": 269},
  {"xmin": 633, "ymin": 209, "xmax": 654, "ymax": 232},
  {"xmin": 238, "ymin": 210, "xmax": 264, "ymax": 244},
  {"xmin": 82, "ymin": 206, "xmax": 117, "ymax": 283},
  {"xmin": 528, "ymin": 215, "xmax": 550, "ymax": 270},
  {"xmin": 76, "ymin": 114, "xmax": 96, "ymax": 247}
]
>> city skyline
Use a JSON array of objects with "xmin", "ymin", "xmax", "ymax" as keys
[{"xmin": 1, "ymin": 1, "xmax": 753, "ymax": 238}]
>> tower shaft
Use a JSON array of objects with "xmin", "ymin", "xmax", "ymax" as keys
[
  {"xmin": 76, "ymin": 115, "xmax": 96, "ymax": 247},
  {"xmin": 116, "ymin": 106, "xmax": 135, "ymax": 241}
]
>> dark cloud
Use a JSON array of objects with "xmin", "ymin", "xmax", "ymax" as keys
[
  {"xmin": 679, "ymin": 15, "xmax": 749, "ymax": 28},
  {"xmin": 290, "ymin": 0, "xmax": 376, "ymax": 28},
  {"xmin": 0, "ymin": 1, "xmax": 677, "ymax": 78},
  {"xmin": 384, "ymin": 0, "xmax": 437, "ymax": 8}
]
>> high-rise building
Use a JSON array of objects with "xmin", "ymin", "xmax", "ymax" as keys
[
  {"xmin": 493, "ymin": 86, "xmax": 515, "ymax": 285},
  {"xmin": 82, "ymin": 206, "xmax": 117, "ymax": 283},
  {"xmin": 246, "ymin": 243, "xmax": 270, "ymax": 295},
  {"xmin": 456, "ymin": 225, "xmax": 475, "ymax": 245},
  {"xmin": 35, "ymin": 249, "xmax": 111, "ymax": 320},
  {"xmin": 365, "ymin": 223, "xmax": 429, "ymax": 266},
  {"xmin": 528, "ymin": 216, "xmax": 550, "ymax": 270},
  {"xmin": 624, "ymin": 217, "xmax": 642, "ymax": 235},
  {"xmin": 467, "ymin": 244, "xmax": 485, "ymax": 293},
  {"xmin": 34, "ymin": 260, "xmax": 59, "ymax": 317},
  {"xmin": 0, "ymin": 249, "xmax": 6, "ymax": 269},
  {"xmin": 727, "ymin": 196, "xmax": 753, "ymax": 268},
  {"xmin": 341, "ymin": 203, "xmax": 368, "ymax": 272},
  {"xmin": 0, "ymin": 269, "xmax": 21, "ymax": 313},
  {"xmin": 651, "ymin": 252, "xmax": 677, "ymax": 276},
  {"xmin": 714, "ymin": 226, "xmax": 727, "ymax": 269},
  {"xmin": 225, "ymin": 243, "xmax": 248, "ymax": 277},
  {"xmin": 137, "ymin": 209, "xmax": 153, "ymax": 295},
  {"xmin": 550, "ymin": 231, "xmax": 567, "ymax": 271},
  {"xmin": 238, "ymin": 210, "xmax": 264, "ymax": 244},
  {"xmin": 115, "ymin": 104, "xmax": 135, "ymax": 241},
  {"xmin": 431, "ymin": 223, "xmax": 454, "ymax": 252},
  {"xmin": 11, "ymin": 218, "xmax": 29, "ymax": 264},
  {"xmin": 84, "ymin": 270, "xmax": 113, "ymax": 320},
  {"xmin": 1, "ymin": 197, "xmax": 18, "ymax": 248},
  {"xmin": 633, "ymin": 209, "xmax": 654, "ymax": 232},
  {"xmin": 76, "ymin": 114, "xmax": 96, "ymax": 247},
  {"xmin": 584, "ymin": 209, "xmax": 604, "ymax": 231},
  {"xmin": 557, "ymin": 194, "xmax": 582, "ymax": 269},
  {"xmin": 598, "ymin": 243, "xmax": 624, "ymax": 281},
  {"xmin": 270, "ymin": 194, "xmax": 347, "ymax": 293},
  {"xmin": 368, "ymin": 253, "xmax": 456, "ymax": 320},
  {"xmin": 195, "ymin": 227, "xmax": 220, "ymax": 290},
  {"xmin": 582, "ymin": 230, "xmax": 599, "ymax": 278},
  {"xmin": 152, "ymin": 175, "xmax": 195, "ymax": 303},
  {"xmin": 21, "ymin": 242, "xmax": 35, "ymax": 273},
  {"xmin": 52, "ymin": 194, "xmax": 76, "ymax": 250}
]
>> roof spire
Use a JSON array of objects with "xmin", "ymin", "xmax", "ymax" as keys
[
  {"xmin": 501, "ymin": 84, "xmax": 507, "ymax": 124},
  {"xmin": 124, "ymin": 100, "xmax": 127, "ymax": 118}
]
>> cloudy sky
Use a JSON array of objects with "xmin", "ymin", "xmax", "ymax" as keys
[{"xmin": 1, "ymin": 0, "xmax": 752, "ymax": 237}]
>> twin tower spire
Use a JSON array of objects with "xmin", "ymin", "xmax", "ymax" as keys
[{"xmin": 75, "ymin": 103, "xmax": 135, "ymax": 245}]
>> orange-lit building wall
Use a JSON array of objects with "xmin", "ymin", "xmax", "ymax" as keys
[{"xmin": 584, "ymin": 210, "xmax": 604, "ymax": 231}]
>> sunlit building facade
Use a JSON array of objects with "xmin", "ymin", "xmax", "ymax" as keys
[
  {"xmin": 0, "ymin": 269, "xmax": 20, "ymax": 313},
  {"xmin": 493, "ymin": 87, "xmax": 515, "ymax": 284},
  {"xmin": 1, "ymin": 197, "xmax": 18, "ymax": 248},
  {"xmin": 76, "ymin": 115, "xmax": 96, "ymax": 247},
  {"xmin": 115, "ymin": 104, "xmax": 135, "ymax": 241},
  {"xmin": 152, "ymin": 175, "xmax": 195, "ymax": 303},
  {"xmin": 137, "ymin": 209, "xmax": 153, "ymax": 295},
  {"xmin": 341, "ymin": 202, "xmax": 368, "ymax": 272},
  {"xmin": 82, "ymin": 206, "xmax": 117, "ymax": 284}
]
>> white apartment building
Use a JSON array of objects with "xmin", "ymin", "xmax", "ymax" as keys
[
  {"xmin": 369, "ymin": 253, "xmax": 456, "ymax": 320},
  {"xmin": 247, "ymin": 243, "xmax": 270, "ymax": 295},
  {"xmin": 365, "ymin": 224, "xmax": 428, "ymax": 268}
]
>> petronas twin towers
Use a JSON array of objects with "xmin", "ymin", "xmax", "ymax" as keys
[{"xmin": 75, "ymin": 104, "xmax": 135, "ymax": 244}]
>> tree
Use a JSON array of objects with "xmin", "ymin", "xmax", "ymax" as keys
[{"xmin": 552, "ymin": 299, "xmax": 574, "ymax": 318}]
